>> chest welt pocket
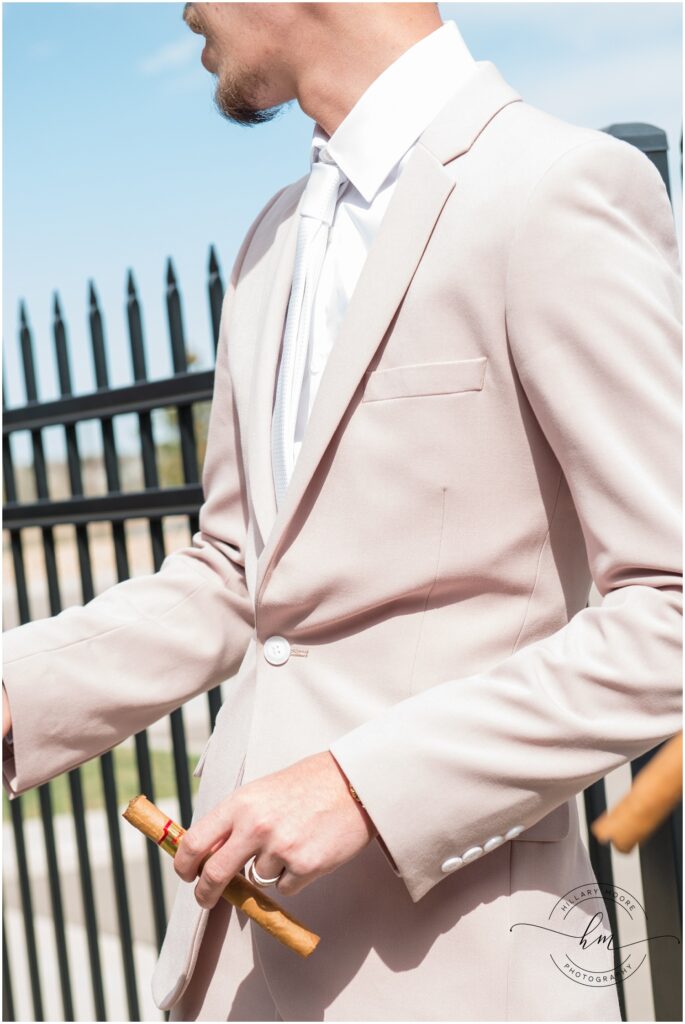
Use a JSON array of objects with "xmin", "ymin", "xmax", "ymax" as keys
[{"xmin": 361, "ymin": 355, "xmax": 488, "ymax": 402}]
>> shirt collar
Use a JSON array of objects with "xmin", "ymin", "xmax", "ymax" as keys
[{"xmin": 309, "ymin": 20, "xmax": 476, "ymax": 204}]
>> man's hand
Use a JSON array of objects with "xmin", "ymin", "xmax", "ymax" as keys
[
  {"xmin": 3, "ymin": 684, "xmax": 11, "ymax": 741},
  {"xmin": 174, "ymin": 750, "xmax": 378, "ymax": 907}
]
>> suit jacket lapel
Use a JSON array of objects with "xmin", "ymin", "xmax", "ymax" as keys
[
  {"xmin": 246, "ymin": 183, "xmax": 304, "ymax": 548},
  {"xmin": 248, "ymin": 60, "xmax": 522, "ymax": 599}
]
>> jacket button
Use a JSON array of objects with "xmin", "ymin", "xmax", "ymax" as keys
[
  {"xmin": 462, "ymin": 845, "xmax": 484, "ymax": 863},
  {"xmin": 505, "ymin": 825, "xmax": 525, "ymax": 840},
  {"xmin": 483, "ymin": 835, "xmax": 505, "ymax": 852},
  {"xmin": 441, "ymin": 856, "xmax": 463, "ymax": 873},
  {"xmin": 263, "ymin": 636, "xmax": 290, "ymax": 665}
]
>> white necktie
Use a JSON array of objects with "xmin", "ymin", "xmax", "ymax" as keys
[{"xmin": 271, "ymin": 148, "xmax": 347, "ymax": 509}]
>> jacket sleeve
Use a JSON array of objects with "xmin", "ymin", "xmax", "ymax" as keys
[
  {"xmin": 2, "ymin": 186, "xmax": 288, "ymax": 801},
  {"xmin": 328, "ymin": 135, "xmax": 682, "ymax": 903}
]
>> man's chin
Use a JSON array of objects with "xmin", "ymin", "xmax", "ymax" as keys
[{"xmin": 210, "ymin": 66, "xmax": 285, "ymax": 126}]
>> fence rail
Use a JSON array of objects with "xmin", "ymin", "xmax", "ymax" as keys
[{"xmin": 2, "ymin": 124, "xmax": 682, "ymax": 1022}]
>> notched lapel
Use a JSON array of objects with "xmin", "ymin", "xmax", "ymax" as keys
[
  {"xmin": 255, "ymin": 143, "xmax": 457, "ymax": 598},
  {"xmin": 246, "ymin": 184, "xmax": 306, "ymax": 549},
  {"xmin": 251, "ymin": 60, "xmax": 522, "ymax": 600}
]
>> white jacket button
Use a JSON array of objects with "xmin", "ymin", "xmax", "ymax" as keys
[
  {"xmin": 264, "ymin": 636, "xmax": 290, "ymax": 665},
  {"xmin": 441, "ymin": 856, "xmax": 463, "ymax": 873},
  {"xmin": 462, "ymin": 845, "xmax": 484, "ymax": 863},
  {"xmin": 483, "ymin": 835, "xmax": 504, "ymax": 852},
  {"xmin": 505, "ymin": 825, "xmax": 525, "ymax": 840}
]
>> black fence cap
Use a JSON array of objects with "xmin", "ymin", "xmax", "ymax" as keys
[{"xmin": 601, "ymin": 122, "xmax": 669, "ymax": 153}]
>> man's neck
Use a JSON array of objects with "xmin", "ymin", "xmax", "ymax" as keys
[{"xmin": 294, "ymin": 17, "xmax": 443, "ymax": 136}]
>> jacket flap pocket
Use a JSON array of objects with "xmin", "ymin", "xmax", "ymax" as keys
[
  {"xmin": 514, "ymin": 800, "xmax": 570, "ymax": 842},
  {"xmin": 362, "ymin": 356, "xmax": 487, "ymax": 402}
]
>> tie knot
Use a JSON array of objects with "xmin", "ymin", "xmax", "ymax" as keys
[{"xmin": 300, "ymin": 154, "xmax": 346, "ymax": 227}]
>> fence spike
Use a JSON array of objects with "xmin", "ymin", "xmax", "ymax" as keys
[
  {"xmin": 126, "ymin": 269, "xmax": 147, "ymax": 382},
  {"xmin": 18, "ymin": 304, "xmax": 39, "ymax": 403},
  {"xmin": 88, "ymin": 279, "xmax": 109, "ymax": 390},
  {"xmin": 165, "ymin": 257, "xmax": 187, "ymax": 374},
  {"xmin": 52, "ymin": 291, "xmax": 72, "ymax": 397},
  {"xmin": 19, "ymin": 300, "xmax": 28, "ymax": 328},
  {"xmin": 2, "ymin": 353, "xmax": 9, "ymax": 411},
  {"xmin": 207, "ymin": 246, "xmax": 224, "ymax": 355}
]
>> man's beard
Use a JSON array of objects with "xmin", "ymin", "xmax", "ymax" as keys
[{"xmin": 213, "ymin": 62, "xmax": 287, "ymax": 126}]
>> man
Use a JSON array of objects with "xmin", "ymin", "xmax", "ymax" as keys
[{"xmin": 2, "ymin": 2, "xmax": 681, "ymax": 1020}]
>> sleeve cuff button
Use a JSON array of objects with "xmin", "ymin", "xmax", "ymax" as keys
[
  {"xmin": 461, "ymin": 846, "xmax": 484, "ymax": 863},
  {"xmin": 440, "ymin": 856, "xmax": 464, "ymax": 873},
  {"xmin": 505, "ymin": 825, "xmax": 525, "ymax": 840},
  {"xmin": 483, "ymin": 835, "xmax": 505, "ymax": 852}
]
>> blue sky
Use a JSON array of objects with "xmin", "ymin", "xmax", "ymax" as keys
[{"xmin": 3, "ymin": 2, "xmax": 682, "ymax": 464}]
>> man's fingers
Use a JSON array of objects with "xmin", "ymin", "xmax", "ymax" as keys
[
  {"xmin": 276, "ymin": 868, "xmax": 313, "ymax": 897},
  {"xmin": 194, "ymin": 829, "xmax": 259, "ymax": 908},
  {"xmin": 174, "ymin": 808, "xmax": 233, "ymax": 881}
]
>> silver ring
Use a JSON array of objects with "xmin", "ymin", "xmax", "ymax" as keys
[{"xmin": 247, "ymin": 856, "xmax": 285, "ymax": 888}]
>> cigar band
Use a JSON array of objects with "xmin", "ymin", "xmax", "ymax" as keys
[{"xmin": 157, "ymin": 817, "xmax": 184, "ymax": 855}]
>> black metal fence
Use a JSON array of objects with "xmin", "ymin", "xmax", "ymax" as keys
[
  {"xmin": 2, "ymin": 124, "xmax": 682, "ymax": 1022},
  {"xmin": 3, "ymin": 249, "xmax": 225, "ymax": 1023}
]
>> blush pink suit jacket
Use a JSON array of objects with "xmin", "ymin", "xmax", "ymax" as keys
[{"xmin": 3, "ymin": 60, "xmax": 682, "ymax": 1020}]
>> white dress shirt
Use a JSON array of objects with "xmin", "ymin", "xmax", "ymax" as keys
[{"xmin": 278, "ymin": 18, "xmax": 477, "ymax": 475}]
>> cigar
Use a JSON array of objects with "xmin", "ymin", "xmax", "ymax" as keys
[
  {"xmin": 123, "ymin": 794, "xmax": 320, "ymax": 958},
  {"xmin": 591, "ymin": 733, "xmax": 683, "ymax": 852}
]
